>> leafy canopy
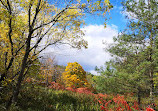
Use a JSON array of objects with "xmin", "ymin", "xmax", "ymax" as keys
[{"xmin": 62, "ymin": 62, "xmax": 89, "ymax": 88}]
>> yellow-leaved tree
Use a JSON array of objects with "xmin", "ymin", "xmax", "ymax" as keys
[
  {"xmin": 62, "ymin": 62, "xmax": 89, "ymax": 88},
  {"xmin": 0, "ymin": 0, "xmax": 112, "ymax": 108}
]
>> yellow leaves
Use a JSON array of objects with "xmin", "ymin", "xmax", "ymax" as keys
[
  {"xmin": 67, "ymin": 8, "xmax": 81, "ymax": 16},
  {"xmin": 104, "ymin": 0, "xmax": 110, "ymax": 6},
  {"xmin": 0, "ymin": 0, "xmax": 112, "ymax": 90},
  {"xmin": 62, "ymin": 62, "xmax": 89, "ymax": 88},
  {"xmin": 1, "ymin": 78, "xmax": 12, "ymax": 87},
  {"xmin": 104, "ymin": 23, "xmax": 107, "ymax": 28},
  {"xmin": 154, "ymin": 73, "xmax": 158, "ymax": 87},
  {"xmin": 84, "ymin": 82, "xmax": 87, "ymax": 85}
]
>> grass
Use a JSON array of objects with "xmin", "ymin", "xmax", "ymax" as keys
[
  {"xmin": 11, "ymin": 87, "xmax": 101, "ymax": 111},
  {"xmin": 0, "ymin": 84, "xmax": 157, "ymax": 111}
]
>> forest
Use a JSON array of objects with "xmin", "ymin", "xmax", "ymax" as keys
[{"xmin": 0, "ymin": 0, "xmax": 158, "ymax": 111}]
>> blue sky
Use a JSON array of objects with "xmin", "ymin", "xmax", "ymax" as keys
[
  {"xmin": 85, "ymin": 0, "xmax": 127, "ymax": 31},
  {"xmin": 45, "ymin": 0, "xmax": 128, "ymax": 75}
]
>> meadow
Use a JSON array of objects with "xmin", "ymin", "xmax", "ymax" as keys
[{"xmin": 1, "ymin": 82, "xmax": 156, "ymax": 111}]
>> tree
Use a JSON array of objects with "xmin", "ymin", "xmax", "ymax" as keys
[
  {"xmin": 94, "ymin": 62, "xmax": 126, "ymax": 94},
  {"xmin": 62, "ymin": 62, "xmax": 89, "ymax": 88},
  {"xmin": 104, "ymin": 0, "xmax": 158, "ymax": 106},
  {"xmin": 0, "ymin": 0, "xmax": 112, "ymax": 108},
  {"xmin": 39, "ymin": 57, "xmax": 57, "ymax": 86}
]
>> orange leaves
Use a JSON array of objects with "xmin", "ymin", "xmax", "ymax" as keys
[{"xmin": 76, "ymin": 87, "xmax": 92, "ymax": 94}]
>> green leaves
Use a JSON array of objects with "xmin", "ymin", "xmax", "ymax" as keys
[{"xmin": 95, "ymin": 0, "xmax": 158, "ymax": 98}]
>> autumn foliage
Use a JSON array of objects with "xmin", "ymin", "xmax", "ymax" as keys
[
  {"xmin": 47, "ymin": 81, "xmax": 156, "ymax": 111},
  {"xmin": 96, "ymin": 94, "xmax": 156, "ymax": 111},
  {"xmin": 61, "ymin": 62, "xmax": 89, "ymax": 88}
]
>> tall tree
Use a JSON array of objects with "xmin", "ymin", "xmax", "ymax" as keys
[
  {"xmin": 94, "ymin": 0, "xmax": 158, "ymax": 107},
  {"xmin": 106, "ymin": 0, "xmax": 158, "ymax": 105},
  {"xmin": 0, "ymin": 0, "xmax": 112, "ymax": 108}
]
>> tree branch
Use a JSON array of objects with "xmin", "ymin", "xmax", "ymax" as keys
[
  {"xmin": 31, "ymin": 0, "xmax": 42, "ymax": 28},
  {"xmin": 0, "ymin": 0, "xmax": 9, "ymax": 10},
  {"xmin": 33, "ymin": 6, "xmax": 68, "ymax": 31}
]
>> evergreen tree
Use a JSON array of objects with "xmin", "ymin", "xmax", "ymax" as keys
[{"xmin": 95, "ymin": 0, "xmax": 158, "ymax": 106}]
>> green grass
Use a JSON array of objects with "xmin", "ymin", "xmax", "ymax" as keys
[
  {"xmin": 1, "ymin": 85, "xmax": 158, "ymax": 111},
  {"xmin": 11, "ymin": 87, "xmax": 101, "ymax": 111}
]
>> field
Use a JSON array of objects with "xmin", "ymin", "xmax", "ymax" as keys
[{"xmin": 1, "ymin": 83, "xmax": 157, "ymax": 111}]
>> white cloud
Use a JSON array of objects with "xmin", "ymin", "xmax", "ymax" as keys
[
  {"xmin": 89, "ymin": 70, "xmax": 99, "ymax": 75},
  {"xmin": 43, "ymin": 24, "xmax": 118, "ymax": 75},
  {"xmin": 121, "ymin": 10, "xmax": 138, "ymax": 20}
]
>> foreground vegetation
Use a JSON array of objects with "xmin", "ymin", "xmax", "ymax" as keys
[
  {"xmin": 1, "ymin": 86, "xmax": 100, "ymax": 111},
  {"xmin": 0, "ymin": 0, "xmax": 158, "ymax": 110},
  {"xmin": 1, "ymin": 82, "xmax": 157, "ymax": 111}
]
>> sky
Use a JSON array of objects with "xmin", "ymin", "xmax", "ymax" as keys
[{"xmin": 44, "ymin": 0, "xmax": 128, "ymax": 75}]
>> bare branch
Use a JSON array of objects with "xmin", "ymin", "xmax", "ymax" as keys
[
  {"xmin": 30, "ymin": 17, "xmax": 59, "ymax": 52},
  {"xmin": 34, "ymin": 39, "xmax": 61, "ymax": 58},
  {"xmin": 57, "ymin": 41, "xmax": 78, "ymax": 48}
]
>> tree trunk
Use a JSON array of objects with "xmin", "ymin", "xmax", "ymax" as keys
[
  {"xmin": 147, "ymin": 0, "xmax": 155, "ymax": 105},
  {"xmin": 0, "ymin": 57, "xmax": 14, "ymax": 84},
  {"xmin": 137, "ymin": 86, "xmax": 141, "ymax": 109},
  {"xmin": 6, "ymin": 31, "xmax": 32, "ymax": 109},
  {"xmin": 12, "ymin": 40, "xmax": 31, "ymax": 102},
  {"xmin": 149, "ymin": 71, "xmax": 154, "ymax": 104}
]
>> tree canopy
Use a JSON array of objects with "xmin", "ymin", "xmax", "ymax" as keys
[
  {"xmin": 62, "ymin": 62, "xmax": 89, "ymax": 88},
  {"xmin": 94, "ymin": 0, "xmax": 158, "ymax": 105},
  {"xmin": 0, "ymin": 0, "xmax": 112, "ymax": 108}
]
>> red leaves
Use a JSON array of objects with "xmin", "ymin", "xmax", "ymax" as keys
[
  {"xmin": 65, "ymin": 87, "xmax": 76, "ymax": 92},
  {"xmin": 132, "ymin": 101, "xmax": 140, "ymax": 110},
  {"xmin": 105, "ymin": 100, "xmax": 112, "ymax": 107},
  {"xmin": 98, "ymin": 100, "xmax": 102, "ymax": 104},
  {"xmin": 44, "ymin": 81, "xmax": 157, "ymax": 111},
  {"xmin": 98, "ymin": 93, "xmax": 108, "ymax": 98},
  {"xmin": 101, "ymin": 105, "xmax": 105, "ymax": 110},
  {"xmin": 146, "ymin": 106, "xmax": 155, "ymax": 111},
  {"xmin": 96, "ymin": 94, "xmax": 156, "ymax": 111},
  {"xmin": 146, "ymin": 108, "xmax": 155, "ymax": 111},
  {"xmin": 76, "ymin": 87, "xmax": 90, "ymax": 93},
  {"xmin": 49, "ymin": 82, "xmax": 65, "ymax": 90}
]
